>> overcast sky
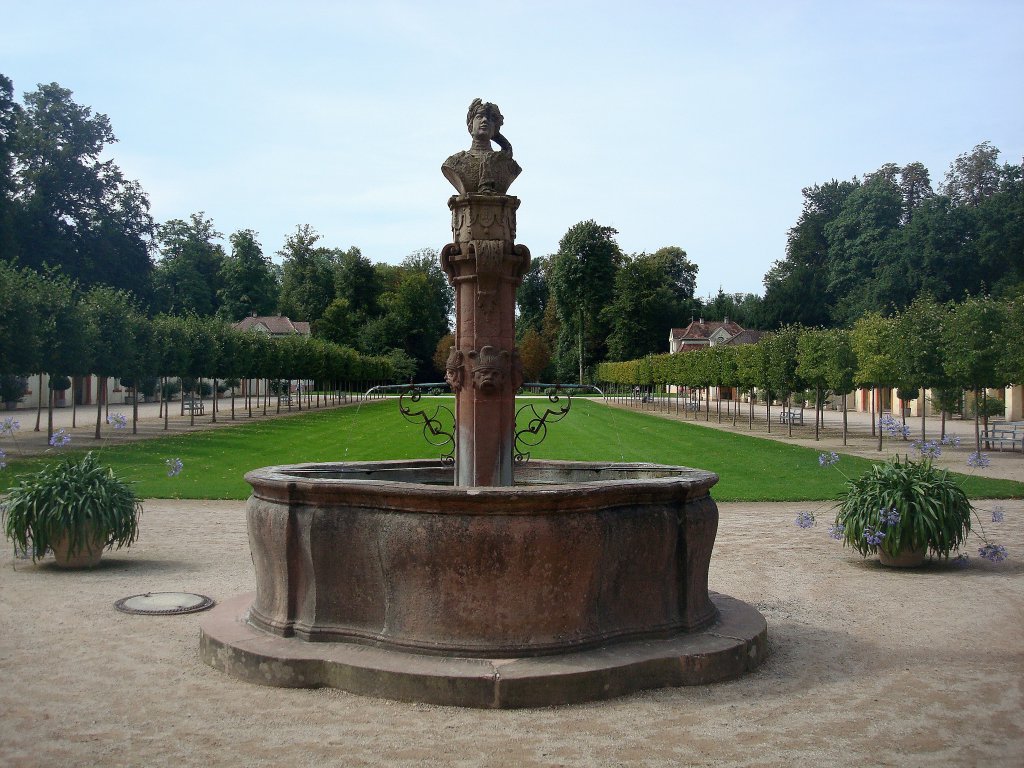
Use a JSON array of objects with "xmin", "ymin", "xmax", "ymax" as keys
[{"xmin": 4, "ymin": 1, "xmax": 1022, "ymax": 298}]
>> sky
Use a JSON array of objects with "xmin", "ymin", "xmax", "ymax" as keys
[{"xmin": 3, "ymin": 0, "xmax": 1022, "ymax": 299}]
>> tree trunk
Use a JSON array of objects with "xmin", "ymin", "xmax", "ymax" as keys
[
  {"xmin": 132, "ymin": 384, "xmax": 138, "ymax": 434},
  {"xmin": 94, "ymin": 376, "xmax": 105, "ymax": 439},
  {"xmin": 976, "ymin": 388, "xmax": 983, "ymax": 453},
  {"xmin": 920, "ymin": 386, "xmax": 926, "ymax": 445},
  {"xmin": 876, "ymin": 387, "xmax": 883, "ymax": 452},
  {"xmin": 35, "ymin": 373, "xmax": 43, "ymax": 431},
  {"xmin": 842, "ymin": 394, "xmax": 848, "ymax": 446},
  {"xmin": 814, "ymin": 387, "xmax": 820, "ymax": 441},
  {"xmin": 46, "ymin": 383, "xmax": 54, "ymax": 443}
]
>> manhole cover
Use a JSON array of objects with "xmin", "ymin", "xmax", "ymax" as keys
[{"xmin": 114, "ymin": 592, "xmax": 215, "ymax": 616}]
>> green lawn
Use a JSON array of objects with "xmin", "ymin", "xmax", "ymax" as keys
[{"xmin": 0, "ymin": 399, "xmax": 1020, "ymax": 502}]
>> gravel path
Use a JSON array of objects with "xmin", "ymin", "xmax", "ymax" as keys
[{"xmin": 1, "ymin": 497, "xmax": 1021, "ymax": 767}]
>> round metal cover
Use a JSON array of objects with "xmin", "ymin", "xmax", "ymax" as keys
[{"xmin": 115, "ymin": 592, "xmax": 215, "ymax": 616}]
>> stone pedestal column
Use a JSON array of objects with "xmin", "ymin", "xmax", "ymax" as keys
[{"xmin": 441, "ymin": 194, "xmax": 531, "ymax": 486}]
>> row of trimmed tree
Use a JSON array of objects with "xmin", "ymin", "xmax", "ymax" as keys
[
  {"xmin": 0, "ymin": 262, "xmax": 399, "ymax": 441},
  {"xmin": 597, "ymin": 295, "xmax": 1024, "ymax": 453}
]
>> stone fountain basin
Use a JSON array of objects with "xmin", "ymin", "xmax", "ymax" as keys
[{"xmin": 244, "ymin": 459, "xmax": 720, "ymax": 658}]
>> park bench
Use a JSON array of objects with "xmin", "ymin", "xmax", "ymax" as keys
[
  {"xmin": 981, "ymin": 423, "xmax": 1024, "ymax": 452},
  {"xmin": 183, "ymin": 399, "xmax": 205, "ymax": 415},
  {"xmin": 779, "ymin": 409, "xmax": 804, "ymax": 425}
]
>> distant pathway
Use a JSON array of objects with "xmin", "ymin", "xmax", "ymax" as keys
[{"xmin": 600, "ymin": 397, "xmax": 1024, "ymax": 483}]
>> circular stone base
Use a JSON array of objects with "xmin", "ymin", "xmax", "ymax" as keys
[{"xmin": 199, "ymin": 592, "xmax": 767, "ymax": 709}]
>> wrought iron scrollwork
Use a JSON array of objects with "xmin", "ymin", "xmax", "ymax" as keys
[
  {"xmin": 513, "ymin": 387, "xmax": 572, "ymax": 463},
  {"xmin": 398, "ymin": 386, "xmax": 455, "ymax": 464}
]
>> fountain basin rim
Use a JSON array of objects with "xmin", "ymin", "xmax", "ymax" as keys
[{"xmin": 245, "ymin": 459, "xmax": 719, "ymax": 513}]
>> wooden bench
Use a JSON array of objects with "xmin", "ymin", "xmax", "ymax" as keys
[{"xmin": 183, "ymin": 399, "xmax": 205, "ymax": 415}]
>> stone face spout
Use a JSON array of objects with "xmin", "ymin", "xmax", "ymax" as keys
[{"xmin": 440, "ymin": 98, "xmax": 530, "ymax": 486}]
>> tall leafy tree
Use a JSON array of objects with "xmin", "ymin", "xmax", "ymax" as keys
[
  {"xmin": 8, "ymin": 81, "xmax": 154, "ymax": 298},
  {"xmin": 277, "ymin": 224, "xmax": 334, "ymax": 322},
  {"xmin": 603, "ymin": 248, "xmax": 697, "ymax": 361},
  {"xmin": 549, "ymin": 220, "xmax": 621, "ymax": 383},
  {"xmin": 334, "ymin": 246, "xmax": 381, "ymax": 322},
  {"xmin": 826, "ymin": 173, "xmax": 905, "ymax": 325},
  {"xmin": 760, "ymin": 179, "xmax": 858, "ymax": 329},
  {"xmin": 217, "ymin": 229, "xmax": 278, "ymax": 320},
  {"xmin": 941, "ymin": 141, "xmax": 1001, "ymax": 208},
  {"xmin": 515, "ymin": 255, "xmax": 550, "ymax": 338},
  {"xmin": 153, "ymin": 213, "xmax": 225, "ymax": 315}
]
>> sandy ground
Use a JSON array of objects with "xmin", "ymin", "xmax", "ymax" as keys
[{"xmin": 1, "ymin": 495, "xmax": 1021, "ymax": 767}]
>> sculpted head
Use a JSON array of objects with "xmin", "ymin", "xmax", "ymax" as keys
[{"xmin": 466, "ymin": 99, "xmax": 504, "ymax": 144}]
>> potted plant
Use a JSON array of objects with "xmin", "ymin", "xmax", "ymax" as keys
[
  {"xmin": 49, "ymin": 374, "xmax": 71, "ymax": 408},
  {"xmin": 2, "ymin": 451, "xmax": 142, "ymax": 568},
  {"xmin": 1, "ymin": 374, "xmax": 26, "ymax": 410},
  {"xmin": 832, "ymin": 456, "xmax": 972, "ymax": 567}
]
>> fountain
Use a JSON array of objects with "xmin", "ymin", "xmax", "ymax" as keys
[{"xmin": 199, "ymin": 100, "xmax": 767, "ymax": 708}]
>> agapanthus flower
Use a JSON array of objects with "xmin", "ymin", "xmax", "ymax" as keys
[
  {"xmin": 818, "ymin": 451, "xmax": 840, "ymax": 467},
  {"xmin": 0, "ymin": 416, "xmax": 20, "ymax": 435},
  {"xmin": 106, "ymin": 412, "xmax": 128, "ymax": 430},
  {"xmin": 940, "ymin": 435, "xmax": 961, "ymax": 448},
  {"xmin": 0, "ymin": 447, "xmax": 6, "ymax": 470},
  {"xmin": 863, "ymin": 526, "xmax": 886, "ymax": 546},
  {"xmin": 951, "ymin": 553, "xmax": 970, "ymax": 567},
  {"xmin": 880, "ymin": 507, "xmax": 901, "ymax": 527},
  {"xmin": 991, "ymin": 507, "xmax": 1005, "ymax": 524},
  {"xmin": 914, "ymin": 440, "xmax": 941, "ymax": 459},
  {"xmin": 967, "ymin": 452, "xmax": 991, "ymax": 469},
  {"xmin": 794, "ymin": 511, "xmax": 815, "ymax": 529},
  {"xmin": 165, "ymin": 457, "xmax": 184, "ymax": 477},
  {"xmin": 978, "ymin": 544, "xmax": 1008, "ymax": 562},
  {"xmin": 49, "ymin": 428, "xmax": 71, "ymax": 448},
  {"xmin": 828, "ymin": 524, "xmax": 845, "ymax": 540}
]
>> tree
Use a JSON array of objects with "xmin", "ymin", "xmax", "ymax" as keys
[
  {"xmin": 8, "ymin": 81, "xmax": 154, "ymax": 299},
  {"xmin": 516, "ymin": 255, "xmax": 550, "ymax": 337},
  {"xmin": 603, "ymin": 250, "xmax": 695, "ymax": 361},
  {"xmin": 894, "ymin": 295, "xmax": 948, "ymax": 442},
  {"xmin": 518, "ymin": 327, "xmax": 552, "ymax": 381},
  {"xmin": 277, "ymin": 224, "xmax": 335, "ymax": 322},
  {"xmin": 549, "ymin": 220, "xmax": 621, "ymax": 383},
  {"xmin": 334, "ymin": 246, "xmax": 381, "ymax": 322},
  {"xmin": 825, "ymin": 174, "xmax": 905, "ymax": 325},
  {"xmin": 761, "ymin": 179, "xmax": 858, "ymax": 329},
  {"xmin": 0, "ymin": 74, "xmax": 22, "ymax": 260},
  {"xmin": 153, "ymin": 213, "xmax": 225, "ymax": 315},
  {"xmin": 851, "ymin": 312, "xmax": 901, "ymax": 450},
  {"xmin": 943, "ymin": 296, "xmax": 1008, "ymax": 453},
  {"xmin": 81, "ymin": 285, "xmax": 139, "ymax": 438},
  {"xmin": 217, "ymin": 229, "xmax": 278, "ymax": 320},
  {"xmin": 941, "ymin": 141, "xmax": 1001, "ymax": 208}
]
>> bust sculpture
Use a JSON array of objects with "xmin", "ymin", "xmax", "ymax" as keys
[{"xmin": 442, "ymin": 98, "xmax": 522, "ymax": 196}]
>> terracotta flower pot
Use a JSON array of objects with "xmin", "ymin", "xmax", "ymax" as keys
[
  {"xmin": 878, "ymin": 545, "xmax": 927, "ymax": 568},
  {"xmin": 50, "ymin": 529, "xmax": 106, "ymax": 569}
]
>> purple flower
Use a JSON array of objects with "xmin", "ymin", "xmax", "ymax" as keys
[
  {"xmin": 978, "ymin": 544, "xmax": 1008, "ymax": 562},
  {"xmin": 880, "ymin": 507, "xmax": 901, "ymax": 527},
  {"xmin": 794, "ymin": 511, "xmax": 815, "ymax": 529},
  {"xmin": 940, "ymin": 435, "xmax": 961, "ymax": 448},
  {"xmin": 0, "ymin": 447, "xmax": 6, "ymax": 470},
  {"xmin": 818, "ymin": 451, "xmax": 840, "ymax": 467},
  {"xmin": 991, "ymin": 508, "xmax": 1005, "ymax": 523},
  {"xmin": 48, "ymin": 428, "xmax": 71, "ymax": 448},
  {"xmin": 951, "ymin": 553, "xmax": 970, "ymax": 567},
  {"xmin": 106, "ymin": 413, "xmax": 128, "ymax": 430},
  {"xmin": 165, "ymin": 457, "xmax": 184, "ymax": 478},
  {"xmin": 864, "ymin": 526, "xmax": 886, "ymax": 546},
  {"xmin": 967, "ymin": 452, "xmax": 991, "ymax": 469},
  {"xmin": 828, "ymin": 524, "xmax": 845, "ymax": 540},
  {"xmin": 0, "ymin": 416, "xmax": 20, "ymax": 436},
  {"xmin": 914, "ymin": 440, "xmax": 941, "ymax": 459}
]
